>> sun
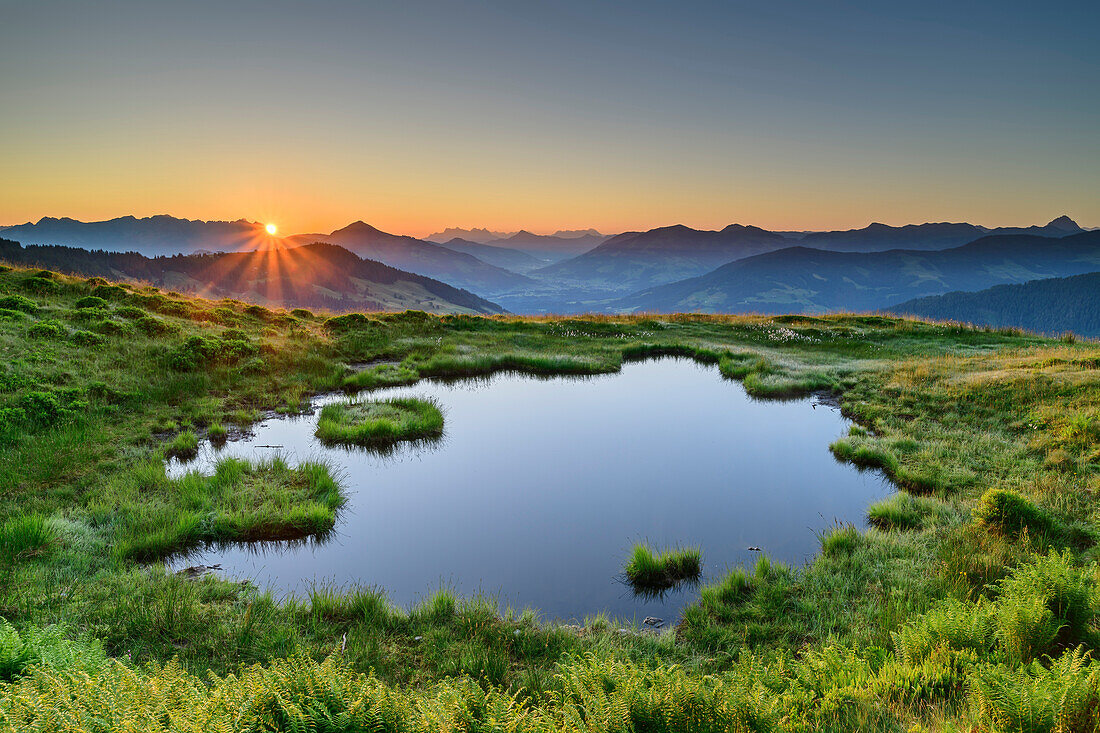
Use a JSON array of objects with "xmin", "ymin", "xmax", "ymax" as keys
[{"xmin": 265, "ymin": 223, "xmax": 277, "ymax": 235}]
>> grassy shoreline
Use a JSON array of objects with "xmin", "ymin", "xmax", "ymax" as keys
[{"xmin": 1, "ymin": 262, "xmax": 1099, "ymax": 730}]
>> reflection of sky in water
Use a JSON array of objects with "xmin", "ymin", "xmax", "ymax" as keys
[{"xmin": 168, "ymin": 358, "xmax": 890, "ymax": 624}]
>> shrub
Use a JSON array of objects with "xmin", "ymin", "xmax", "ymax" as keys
[
  {"xmin": 974, "ymin": 489, "xmax": 1053, "ymax": 537},
  {"xmin": 0, "ymin": 620, "xmax": 106, "ymax": 682},
  {"xmin": 994, "ymin": 550, "xmax": 1096, "ymax": 661},
  {"xmin": 90, "ymin": 283, "xmax": 128, "ymax": 300},
  {"xmin": 0, "ymin": 308, "xmax": 25, "ymax": 320},
  {"xmin": 71, "ymin": 330, "xmax": 106, "ymax": 347},
  {"xmin": 290, "ymin": 308, "xmax": 314, "ymax": 319},
  {"xmin": 134, "ymin": 314, "xmax": 177, "ymax": 336},
  {"xmin": 92, "ymin": 319, "xmax": 129, "ymax": 336},
  {"xmin": 73, "ymin": 296, "xmax": 108, "ymax": 310},
  {"xmin": 244, "ymin": 303, "xmax": 274, "ymax": 321},
  {"xmin": 18, "ymin": 389, "xmax": 88, "ymax": 429},
  {"xmin": 0, "ymin": 294, "xmax": 40, "ymax": 314},
  {"xmin": 114, "ymin": 305, "xmax": 146, "ymax": 320},
  {"xmin": 323, "ymin": 312, "xmax": 381, "ymax": 333},
  {"xmin": 970, "ymin": 648, "xmax": 1100, "ymax": 733},
  {"xmin": 21, "ymin": 276, "xmax": 59, "ymax": 294},
  {"xmin": 167, "ymin": 334, "xmax": 258, "ymax": 371},
  {"xmin": 27, "ymin": 319, "xmax": 65, "ymax": 339}
]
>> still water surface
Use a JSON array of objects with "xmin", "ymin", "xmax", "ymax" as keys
[{"xmin": 169, "ymin": 358, "xmax": 888, "ymax": 623}]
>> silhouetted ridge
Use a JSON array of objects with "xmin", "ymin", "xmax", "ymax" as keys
[{"xmin": 0, "ymin": 237, "xmax": 505, "ymax": 315}]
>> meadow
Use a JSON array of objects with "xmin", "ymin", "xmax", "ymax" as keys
[{"xmin": 1, "ymin": 263, "xmax": 1099, "ymax": 731}]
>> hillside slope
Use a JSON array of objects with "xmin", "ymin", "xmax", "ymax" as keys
[
  {"xmin": 437, "ymin": 238, "xmax": 547, "ymax": 272},
  {"xmin": 288, "ymin": 221, "xmax": 530, "ymax": 295},
  {"xmin": 613, "ymin": 231, "xmax": 1100, "ymax": 314},
  {"xmin": 889, "ymin": 271, "xmax": 1100, "ymax": 336},
  {"xmin": 0, "ymin": 238, "xmax": 505, "ymax": 314}
]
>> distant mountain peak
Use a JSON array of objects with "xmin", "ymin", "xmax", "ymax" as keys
[
  {"xmin": 1047, "ymin": 215, "xmax": 1081, "ymax": 232},
  {"xmin": 333, "ymin": 220, "xmax": 386, "ymax": 235},
  {"xmin": 551, "ymin": 228, "xmax": 602, "ymax": 238}
]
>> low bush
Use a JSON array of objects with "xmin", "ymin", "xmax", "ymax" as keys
[
  {"xmin": 90, "ymin": 284, "xmax": 128, "ymax": 300},
  {"xmin": 114, "ymin": 305, "xmax": 146, "ymax": 320},
  {"xmin": 324, "ymin": 312, "xmax": 383, "ymax": 333},
  {"xmin": 20, "ymin": 276, "xmax": 59, "ymax": 294},
  {"xmin": 73, "ymin": 296, "xmax": 108, "ymax": 310},
  {"xmin": 71, "ymin": 330, "xmax": 106, "ymax": 347},
  {"xmin": 27, "ymin": 319, "xmax": 65, "ymax": 339},
  {"xmin": 167, "ymin": 333, "xmax": 259, "ymax": 371},
  {"xmin": 134, "ymin": 314, "xmax": 177, "ymax": 336},
  {"xmin": 0, "ymin": 620, "xmax": 106, "ymax": 683},
  {"xmin": 0, "ymin": 295, "xmax": 39, "ymax": 314},
  {"xmin": 974, "ymin": 489, "xmax": 1053, "ymax": 537}
]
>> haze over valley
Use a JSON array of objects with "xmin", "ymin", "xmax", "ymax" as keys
[{"xmin": 4, "ymin": 212, "xmax": 1097, "ymax": 333}]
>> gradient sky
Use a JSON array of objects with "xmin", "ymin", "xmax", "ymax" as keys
[{"xmin": 2, "ymin": 0, "xmax": 1098, "ymax": 236}]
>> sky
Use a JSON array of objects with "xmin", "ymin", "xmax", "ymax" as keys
[{"xmin": 1, "ymin": 0, "xmax": 1098, "ymax": 236}]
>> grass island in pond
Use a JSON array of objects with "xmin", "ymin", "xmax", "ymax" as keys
[
  {"xmin": 315, "ymin": 397, "xmax": 444, "ymax": 445},
  {"xmin": 624, "ymin": 543, "xmax": 702, "ymax": 597}
]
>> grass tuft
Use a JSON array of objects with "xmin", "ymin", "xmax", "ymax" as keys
[
  {"xmin": 623, "ymin": 543, "xmax": 702, "ymax": 597},
  {"xmin": 315, "ymin": 397, "xmax": 443, "ymax": 445}
]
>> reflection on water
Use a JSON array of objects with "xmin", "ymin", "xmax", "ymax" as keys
[{"xmin": 168, "ymin": 358, "xmax": 889, "ymax": 623}]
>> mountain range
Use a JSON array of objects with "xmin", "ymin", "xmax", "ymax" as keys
[
  {"xmin": 534, "ymin": 224, "xmax": 792, "ymax": 291},
  {"xmin": 425, "ymin": 227, "xmax": 605, "ymax": 245},
  {"xmin": 612, "ymin": 231, "xmax": 1100, "ymax": 315},
  {"xmin": 283, "ymin": 221, "xmax": 532, "ymax": 295},
  {"xmin": 0, "ymin": 238, "xmax": 504, "ymax": 315},
  {"xmin": 3, "ymin": 214, "xmax": 1095, "ymax": 330},
  {"xmin": 2, "ymin": 215, "xmax": 286, "ymax": 256},
  {"xmin": 797, "ymin": 216, "xmax": 1083, "ymax": 252}
]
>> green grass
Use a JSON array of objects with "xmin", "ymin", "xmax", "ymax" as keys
[
  {"xmin": 97, "ymin": 456, "xmax": 345, "ymax": 560},
  {"xmin": 206, "ymin": 421, "xmax": 228, "ymax": 444},
  {"xmin": 315, "ymin": 397, "xmax": 444, "ymax": 445},
  {"xmin": 2, "ymin": 262, "xmax": 1100, "ymax": 730},
  {"xmin": 164, "ymin": 429, "xmax": 199, "ymax": 458},
  {"xmin": 341, "ymin": 362, "xmax": 419, "ymax": 390},
  {"xmin": 0, "ymin": 514, "xmax": 55, "ymax": 563},
  {"xmin": 623, "ymin": 543, "xmax": 702, "ymax": 597},
  {"xmin": 867, "ymin": 493, "xmax": 952, "ymax": 531}
]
